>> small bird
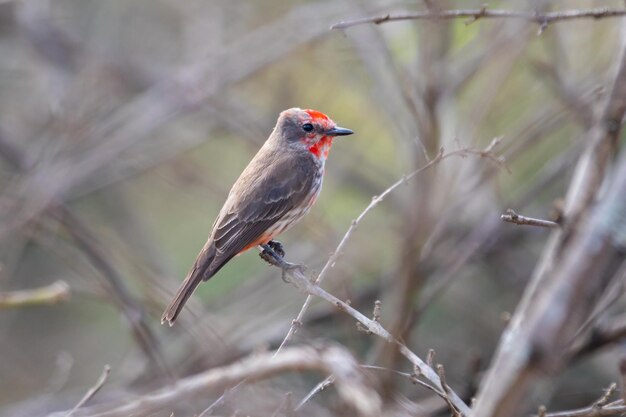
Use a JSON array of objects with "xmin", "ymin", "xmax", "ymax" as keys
[{"xmin": 162, "ymin": 108, "xmax": 353, "ymax": 325}]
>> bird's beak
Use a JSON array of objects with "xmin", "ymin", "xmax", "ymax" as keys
[{"xmin": 326, "ymin": 126, "xmax": 354, "ymax": 136}]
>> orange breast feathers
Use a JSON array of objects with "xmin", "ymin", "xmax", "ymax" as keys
[{"xmin": 241, "ymin": 233, "xmax": 274, "ymax": 253}]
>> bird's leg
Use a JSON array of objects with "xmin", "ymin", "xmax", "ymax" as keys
[{"xmin": 259, "ymin": 242, "xmax": 302, "ymax": 283}]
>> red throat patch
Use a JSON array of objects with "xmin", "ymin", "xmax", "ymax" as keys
[
  {"xmin": 301, "ymin": 109, "xmax": 334, "ymax": 159},
  {"xmin": 308, "ymin": 136, "xmax": 333, "ymax": 159}
]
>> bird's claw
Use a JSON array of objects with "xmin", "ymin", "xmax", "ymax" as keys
[
  {"xmin": 259, "ymin": 249, "xmax": 276, "ymax": 265},
  {"xmin": 260, "ymin": 240, "xmax": 285, "ymax": 265},
  {"xmin": 267, "ymin": 240, "xmax": 285, "ymax": 258},
  {"xmin": 259, "ymin": 242, "xmax": 304, "ymax": 282}
]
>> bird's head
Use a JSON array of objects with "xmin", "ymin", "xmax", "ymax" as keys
[{"xmin": 273, "ymin": 108, "xmax": 353, "ymax": 161}]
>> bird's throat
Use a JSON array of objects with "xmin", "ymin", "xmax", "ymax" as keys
[{"xmin": 307, "ymin": 136, "xmax": 333, "ymax": 160}]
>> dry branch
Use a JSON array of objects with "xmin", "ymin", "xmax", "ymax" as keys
[
  {"xmin": 541, "ymin": 384, "xmax": 624, "ymax": 417},
  {"xmin": 261, "ymin": 250, "xmax": 472, "ymax": 416},
  {"xmin": 0, "ymin": 131, "xmax": 170, "ymax": 376},
  {"xmin": 0, "ymin": 280, "xmax": 70, "ymax": 309},
  {"xmin": 245, "ymin": 142, "xmax": 504, "ymax": 416},
  {"xmin": 473, "ymin": 38, "xmax": 626, "ymax": 417},
  {"xmin": 332, "ymin": 7, "xmax": 626, "ymax": 30},
  {"xmin": 52, "ymin": 345, "xmax": 381, "ymax": 417},
  {"xmin": 277, "ymin": 141, "xmax": 506, "ymax": 353},
  {"xmin": 545, "ymin": 403, "xmax": 626, "ymax": 417},
  {"xmin": 501, "ymin": 209, "xmax": 560, "ymax": 228},
  {"xmin": 64, "ymin": 365, "xmax": 111, "ymax": 417}
]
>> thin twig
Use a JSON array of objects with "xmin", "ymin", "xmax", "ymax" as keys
[
  {"xmin": 296, "ymin": 375, "xmax": 335, "ymax": 410},
  {"xmin": 437, "ymin": 364, "xmax": 462, "ymax": 417},
  {"xmin": 501, "ymin": 209, "xmax": 560, "ymax": 228},
  {"xmin": 276, "ymin": 140, "xmax": 506, "ymax": 353},
  {"xmin": 64, "ymin": 365, "xmax": 111, "ymax": 417},
  {"xmin": 0, "ymin": 281, "xmax": 71, "ymax": 309},
  {"xmin": 540, "ymin": 384, "xmax": 622, "ymax": 417},
  {"xmin": 265, "ymin": 143, "xmax": 505, "ymax": 416},
  {"xmin": 544, "ymin": 403, "xmax": 626, "ymax": 417},
  {"xmin": 260, "ymin": 248, "xmax": 471, "ymax": 416},
  {"xmin": 200, "ymin": 142, "xmax": 504, "ymax": 415},
  {"xmin": 594, "ymin": 383, "xmax": 617, "ymax": 408},
  {"xmin": 332, "ymin": 7, "xmax": 626, "ymax": 30},
  {"xmin": 296, "ymin": 356, "xmax": 457, "ymax": 410}
]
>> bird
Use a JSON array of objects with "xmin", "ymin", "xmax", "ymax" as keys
[{"xmin": 161, "ymin": 108, "xmax": 353, "ymax": 325}]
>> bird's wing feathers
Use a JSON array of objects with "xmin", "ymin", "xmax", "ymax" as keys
[{"xmin": 209, "ymin": 151, "xmax": 316, "ymax": 267}]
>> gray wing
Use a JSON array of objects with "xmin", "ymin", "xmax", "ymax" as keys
[{"xmin": 208, "ymin": 151, "xmax": 318, "ymax": 271}]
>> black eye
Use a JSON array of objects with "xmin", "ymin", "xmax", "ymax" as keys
[{"xmin": 302, "ymin": 123, "xmax": 314, "ymax": 132}]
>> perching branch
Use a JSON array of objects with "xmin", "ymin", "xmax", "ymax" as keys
[
  {"xmin": 261, "ymin": 248, "xmax": 471, "ymax": 416},
  {"xmin": 0, "ymin": 280, "xmax": 71, "ymax": 309},
  {"xmin": 251, "ymin": 141, "xmax": 504, "ymax": 416},
  {"xmin": 332, "ymin": 7, "xmax": 626, "ymax": 31},
  {"xmin": 276, "ymin": 139, "xmax": 507, "ymax": 353}
]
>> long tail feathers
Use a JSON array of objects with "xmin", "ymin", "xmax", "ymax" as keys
[{"xmin": 161, "ymin": 245, "xmax": 216, "ymax": 326}]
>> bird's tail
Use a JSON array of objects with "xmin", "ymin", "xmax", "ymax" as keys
[{"xmin": 161, "ymin": 243, "xmax": 217, "ymax": 326}]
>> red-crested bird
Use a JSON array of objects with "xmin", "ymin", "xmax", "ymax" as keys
[{"xmin": 162, "ymin": 108, "xmax": 353, "ymax": 325}]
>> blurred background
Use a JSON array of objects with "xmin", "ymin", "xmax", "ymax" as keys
[{"xmin": 1, "ymin": 0, "xmax": 625, "ymax": 416}]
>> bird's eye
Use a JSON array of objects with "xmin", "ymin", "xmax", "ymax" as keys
[{"xmin": 302, "ymin": 123, "xmax": 314, "ymax": 132}]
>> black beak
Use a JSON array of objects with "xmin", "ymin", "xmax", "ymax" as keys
[{"xmin": 326, "ymin": 126, "xmax": 354, "ymax": 136}]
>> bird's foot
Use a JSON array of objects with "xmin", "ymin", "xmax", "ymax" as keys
[
  {"xmin": 259, "ymin": 242, "xmax": 304, "ymax": 283},
  {"xmin": 259, "ymin": 240, "xmax": 284, "ymax": 265},
  {"xmin": 267, "ymin": 240, "xmax": 285, "ymax": 258}
]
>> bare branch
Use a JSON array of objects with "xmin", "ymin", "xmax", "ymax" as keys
[
  {"xmin": 0, "ymin": 280, "xmax": 71, "ymax": 309},
  {"xmin": 252, "ymin": 141, "xmax": 504, "ymax": 416},
  {"xmin": 541, "ymin": 384, "xmax": 623, "ymax": 417},
  {"xmin": 472, "ymin": 37, "xmax": 626, "ymax": 417},
  {"xmin": 544, "ymin": 403, "xmax": 626, "ymax": 417},
  {"xmin": 501, "ymin": 209, "xmax": 560, "ymax": 228},
  {"xmin": 594, "ymin": 383, "xmax": 617, "ymax": 408},
  {"xmin": 332, "ymin": 7, "xmax": 626, "ymax": 30},
  {"xmin": 64, "ymin": 365, "xmax": 111, "ymax": 417},
  {"xmin": 277, "ymin": 140, "xmax": 506, "ymax": 353},
  {"xmin": 54, "ymin": 345, "xmax": 381, "ymax": 417},
  {"xmin": 296, "ymin": 375, "xmax": 335, "ymax": 410},
  {"xmin": 437, "ymin": 364, "xmax": 462, "ymax": 417},
  {"xmin": 260, "ymin": 250, "xmax": 471, "ymax": 416}
]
